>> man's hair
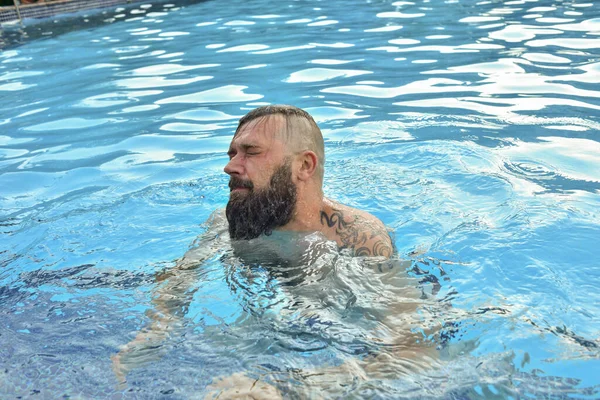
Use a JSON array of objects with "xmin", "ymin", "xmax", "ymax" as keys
[{"xmin": 235, "ymin": 105, "xmax": 325, "ymax": 183}]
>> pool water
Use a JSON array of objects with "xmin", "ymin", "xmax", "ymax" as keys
[{"xmin": 1, "ymin": 0, "xmax": 600, "ymax": 398}]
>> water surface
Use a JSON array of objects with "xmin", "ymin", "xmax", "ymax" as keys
[{"xmin": 1, "ymin": 0, "xmax": 599, "ymax": 398}]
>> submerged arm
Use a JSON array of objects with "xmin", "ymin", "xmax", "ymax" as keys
[{"xmin": 111, "ymin": 210, "xmax": 228, "ymax": 384}]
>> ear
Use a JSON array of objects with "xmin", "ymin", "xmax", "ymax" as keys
[{"xmin": 296, "ymin": 151, "xmax": 318, "ymax": 182}]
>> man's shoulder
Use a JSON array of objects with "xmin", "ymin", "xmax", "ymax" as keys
[
  {"xmin": 205, "ymin": 208, "xmax": 227, "ymax": 227},
  {"xmin": 320, "ymin": 199, "xmax": 393, "ymax": 258}
]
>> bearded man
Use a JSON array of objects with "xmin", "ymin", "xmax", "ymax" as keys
[
  {"xmin": 224, "ymin": 105, "xmax": 393, "ymax": 258},
  {"xmin": 112, "ymin": 105, "xmax": 398, "ymax": 389}
]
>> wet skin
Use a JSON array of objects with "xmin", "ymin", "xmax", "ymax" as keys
[{"xmin": 224, "ymin": 115, "xmax": 393, "ymax": 258}]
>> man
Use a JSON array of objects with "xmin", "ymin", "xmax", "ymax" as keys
[
  {"xmin": 223, "ymin": 105, "xmax": 393, "ymax": 258},
  {"xmin": 112, "ymin": 106, "xmax": 408, "ymax": 394}
]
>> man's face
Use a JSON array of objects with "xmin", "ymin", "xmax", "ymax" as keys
[
  {"xmin": 224, "ymin": 115, "xmax": 298, "ymax": 240},
  {"xmin": 224, "ymin": 115, "xmax": 292, "ymax": 193}
]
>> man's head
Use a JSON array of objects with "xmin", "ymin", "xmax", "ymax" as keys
[{"xmin": 224, "ymin": 105, "xmax": 325, "ymax": 240}]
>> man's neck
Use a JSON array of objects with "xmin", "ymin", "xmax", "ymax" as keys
[{"xmin": 278, "ymin": 191, "xmax": 325, "ymax": 233}]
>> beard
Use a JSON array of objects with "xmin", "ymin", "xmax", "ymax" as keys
[{"xmin": 226, "ymin": 161, "xmax": 297, "ymax": 241}]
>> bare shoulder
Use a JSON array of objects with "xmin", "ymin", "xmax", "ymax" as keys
[
  {"xmin": 174, "ymin": 208, "xmax": 228, "ymax": 272},
  {"xmin": 204, "ymin": 208, "xmax": 227, "ymax": 229},
  {"xmin": 320, "ymin": 199, "xmax": 393, "ymax": 258}
]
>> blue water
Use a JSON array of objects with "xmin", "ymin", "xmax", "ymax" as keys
[{"xmin": 1, "ymin": 0, "xmax": 600, "ymax": 398}]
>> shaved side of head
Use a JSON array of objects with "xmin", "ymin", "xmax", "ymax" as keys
[{"xmin": 235, "ymin": 105, "xmax": 325, "ymax": 183}]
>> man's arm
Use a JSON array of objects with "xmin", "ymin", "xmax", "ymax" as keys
[{"xmin": 111, "ymin": 210, "xmax": 228, "ymax": 384}]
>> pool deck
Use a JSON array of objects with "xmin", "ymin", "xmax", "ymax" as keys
[{"xmin": 0, "ymin": 0, "xmax": 135, "ymax": 25}]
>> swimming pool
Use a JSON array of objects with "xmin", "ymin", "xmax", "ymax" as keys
[{"xmin": 1, "ymin": 0, "xmax": 599, "ymax": 397}]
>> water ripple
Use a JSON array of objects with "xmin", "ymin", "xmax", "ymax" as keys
[
  {"xmin": 285, "ymin": 68, "xmax": 372, "ymax": 83},
  {"xmin": 156, "ymin": 85, "xmax": 263, "ymax": 104},
  {"xmin": 1, "ymin": 0, "xmax": 599, "ymax": 397}
]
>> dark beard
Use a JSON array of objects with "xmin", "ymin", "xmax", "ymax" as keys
[{"xmin": 226, "ymin": 161, "xmax": 297, "ymax": 240}]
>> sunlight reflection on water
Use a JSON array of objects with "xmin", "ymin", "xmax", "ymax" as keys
[{"xmin": 1, "ymin": 0, "xmax": 599, "ymax": 397}]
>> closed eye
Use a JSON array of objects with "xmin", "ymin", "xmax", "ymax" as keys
[
  {"xmin": 228, "ymin": 143, "xmax": 261, "ymax": 158},
  {"xmin": 241, "ymin": 144, "xmax": 261, "ymax": 155}
]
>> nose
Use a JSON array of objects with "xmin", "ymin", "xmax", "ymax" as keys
[{"xmin": 224, "ymin": 154, "xmax": 243, "ymax": 176}]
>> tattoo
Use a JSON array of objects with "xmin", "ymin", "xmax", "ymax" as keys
[
  {"xmin": 320, "ymin": 209, "xmax": 392, "ymax": 258},
  {"xmin": 320, "ymin": 210, "xmax": 348, "ymax": 231}
]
